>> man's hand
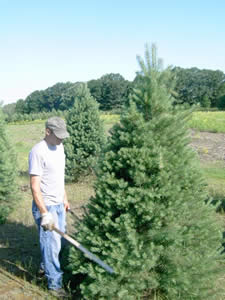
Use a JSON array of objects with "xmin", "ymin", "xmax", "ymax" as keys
[
  {"xmin": 41, "ymin": 212, "xmax": 55, "ymax": 231},
  {"xmin": 64, "ymin": 190, "xmax": 70, "ymax": 212},
  {"xmin": 64, "ymin": 200, "xmax": 70, "ymax": 212}
]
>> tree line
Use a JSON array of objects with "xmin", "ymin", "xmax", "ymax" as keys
[{"xmin": 2, "ymin": 67, "xmax": 225, "ymax": 120}]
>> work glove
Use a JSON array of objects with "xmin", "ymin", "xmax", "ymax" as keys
[{"xmin": 41, "ymin": 212, "xmax": 55, "ymax": 231}]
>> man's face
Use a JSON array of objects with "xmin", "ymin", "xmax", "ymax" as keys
[{"xmin": 46, "ymin": 128, "xmax": 63, "ymax": 145}]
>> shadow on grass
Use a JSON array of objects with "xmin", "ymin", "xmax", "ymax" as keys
[{"xmin": 0, "ymin": 221, "xmax": 40, "ymax": 283}]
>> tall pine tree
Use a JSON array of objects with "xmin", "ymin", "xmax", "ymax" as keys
[
  {"xmin": 64, "ymin": 83, "xmax": 105, "ymax": 182},
  {"xmin": 0, "ymin": 108, "xmax": 18, "ymax": 224},
  {"xmin": 64, "ymin": 45, "xmax": 224, "ymax": 299}
]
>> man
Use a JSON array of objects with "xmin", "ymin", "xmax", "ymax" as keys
[{"xmin": 29, "ymin": 116, "xmax": 70, "ymax": 297}]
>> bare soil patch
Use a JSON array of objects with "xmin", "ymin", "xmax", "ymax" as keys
[{"xmin": 190, "ymin": 130, "xmax": 225, "ymax": 163}]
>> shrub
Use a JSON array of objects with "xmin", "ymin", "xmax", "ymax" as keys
[
  {"xmin": 0, "ymin": 108, "xmax": 18, "ymax": 223},
  {"xmin": 63, "ymin": 45, "xmax": 224, "ymax": 299},
  {"xmin": 64, "ymin": 83, "xmax": 106, "ymax": 182}
]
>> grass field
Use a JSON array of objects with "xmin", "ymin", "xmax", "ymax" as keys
[
  {"xmin": 1, "ymin": 111, "xmax": 225, "ymax": 298},
  {"xmin": 6, "ymin": 111, "xmax": 225, "ymax": 194},
  {"xmin": 5, "ymin": 111, "xmax": 225, "ymax": 224}
]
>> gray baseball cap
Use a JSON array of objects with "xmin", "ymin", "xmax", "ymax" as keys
[{"xmin": 46, "ymin": 117, "xmax": 69, "ymax": 139}]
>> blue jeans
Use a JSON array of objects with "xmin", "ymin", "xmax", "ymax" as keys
[{"xmin": 32, "ymin": 201, "xmax": 66, "ymax": 290}]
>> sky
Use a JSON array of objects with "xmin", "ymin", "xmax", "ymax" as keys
[{"xmin": 1, "ymin": 0, "xmax": 225, "ymax": 105}]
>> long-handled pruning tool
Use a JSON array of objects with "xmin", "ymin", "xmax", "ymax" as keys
[{"xmin": 53, "ymin": 226, "xmax": 114, "ymax": 274}]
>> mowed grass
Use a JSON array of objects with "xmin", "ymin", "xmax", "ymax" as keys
[
  {"xmin": 200, "ymin": 161, "xmax": 225, "ymax": 205},
  {"xmin": 203, "ymin": 162, "xmax": 225, "ymax": 181}
]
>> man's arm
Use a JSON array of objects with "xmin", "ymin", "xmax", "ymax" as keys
[
  {"xmin": 30, "ymin": 174, "xmax": 55, "ymax": 231},
  {"xmin": 30, "ymin": 175, "xmax": 48, "ymax": 215}
]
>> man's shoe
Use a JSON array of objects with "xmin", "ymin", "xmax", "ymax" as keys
[{"xmin": 49, "ymin": 288, "xmax": 69, "ymax": 298}]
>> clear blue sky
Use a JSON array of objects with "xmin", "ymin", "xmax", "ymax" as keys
[{"xmin": 1, "ymin": 0, "xmax": 224, "ymax": 104}]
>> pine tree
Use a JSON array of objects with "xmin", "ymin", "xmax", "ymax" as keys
[
  {"xmin": 64, "ymin": 83, "xmax": 106, "ymax": 182},
  {"xmin": 0, "ymin": 108, "xmax": 18, "ymax": 224},
  {"xmin": 64, "ymin": 45, "xmax": 224, "ymax": 299}
]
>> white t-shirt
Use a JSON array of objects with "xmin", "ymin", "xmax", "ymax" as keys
[{"xmin": 29, "ymin": 140, "xmax": 65, "ymax": 206}]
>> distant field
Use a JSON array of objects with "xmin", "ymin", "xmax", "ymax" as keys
[
  {"xmin": 188, "ymin": 111, "xmax": 225, "ymax": 133},
  {"xmin": 6, "ymin": 111, "xmax": 225, "ymax": 173}
]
